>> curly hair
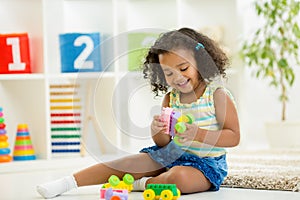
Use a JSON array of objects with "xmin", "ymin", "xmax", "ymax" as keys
[{"xmin": 143, "ymin": 27, "xmax": 229, "ymax": 97}]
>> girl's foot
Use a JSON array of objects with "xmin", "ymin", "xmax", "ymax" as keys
[{"xmin": 36, "ymin": 176, "xmax": 77, "ymax": 199}]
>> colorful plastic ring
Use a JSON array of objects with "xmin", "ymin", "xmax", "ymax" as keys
[
  {"xmin": 13, "ymin": 155, "xmax": 36, "ymax": 161},
  {"xmin": 0, "ymin": 148, "xmax": 10, "ymax": 155},
  {"xmin": 13, "ymin": 149, "xmax": 35, "ymax": 156},
  {"xmin": 0, "ymin": 155, "xmax": 12, "ymax": 162},
  {"xmin": 0, "ymin": 141, "xmax": 9, "ymax": 148},
  {"xmin": 14, "ymin": 145, "xmax": 34, "ymax": 150},
  {"xmin": 0, "ymin": 129, "xmax": 6, "ymax": 134},
  {"xmin": 0, "ymin": 135, "xmax": 8, "ymax": 141}
]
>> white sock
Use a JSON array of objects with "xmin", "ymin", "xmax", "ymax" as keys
[
  {"xmin": 133, "ymin": 177, "xmax": 151, "ymax": 191},
  {"xmin": 36, "ymin": 176, "xmax": 78, "ymax": 199}
]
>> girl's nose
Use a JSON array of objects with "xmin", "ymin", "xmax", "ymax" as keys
[{"xmin": 173, "ymin": 71, "xmax": 184, "ymax": 81}]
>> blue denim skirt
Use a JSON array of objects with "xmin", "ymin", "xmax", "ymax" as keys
[{"xmin": 140, "ymin": 141, "xmax": 228, "ymax": 191}]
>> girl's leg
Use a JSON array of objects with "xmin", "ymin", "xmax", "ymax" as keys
[
  {"xmin": 37, "ymin": 153, "xmax": 164, "ymax": 198},
  {"xmin": 74, "ymin": 153, "xmax": 165, "ymax": 186},
  {"xmin": 147, "ymin": 166, "xmax": 211, "ymax": 193}
]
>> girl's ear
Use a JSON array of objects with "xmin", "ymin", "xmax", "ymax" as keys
[{"xmin": 196, "ymin": 48, "xmax": 219, "ymax": 80}]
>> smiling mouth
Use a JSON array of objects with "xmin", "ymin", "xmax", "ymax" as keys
[{"xmin": 177, "ymin": 79, "xmax": 189, "ymax": 87}]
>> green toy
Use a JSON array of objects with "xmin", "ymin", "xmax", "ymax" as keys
[{"xmin": 143, "ymin": 184, "xmax": 181, "ymax": 200}]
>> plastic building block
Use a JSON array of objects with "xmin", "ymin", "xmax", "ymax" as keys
[
  {"xmin": 174, "ymin": 122, "xmax": 186, "ymax": 133},
  {"xmin": 102, "ymin": 174, "xmax": 134, "ymax": 192},
  {"xmin": 160, "ymin": 108, "xmax": 195, "ymax": 136},
  {"xmin": 100, "ymin": 188, "xmax": 128, "ymax": 200},
  {"xmin": 143, "ymin": 184, "xmax": 181, "ymax": 200}
]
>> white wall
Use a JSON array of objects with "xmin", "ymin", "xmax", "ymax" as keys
[
  {"xmin": 237, "ymin": 0, "xmax": 300, "ymax": 150},
  {"xmin": 121, "ymin": 0, "xmax": 300, "ymax": 151},
  {"xmin": 96, "ymin": 0, "xmax": 300, "ymax": 153}
]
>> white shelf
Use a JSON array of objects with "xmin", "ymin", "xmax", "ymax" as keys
[
  {"xmin": 47, "ymin": 72, "xmax": 116, "ymax": 80},
  {"xmin": 0, "ymin": 156, "xmax": 96, "ymax": 174},
  {"xmin": 0, "ymin": 0, "xmax": 242, "ymax": 163},
  {"xmin": 0, "ymin": 74, "xmax": 45, "ymax": 80}
]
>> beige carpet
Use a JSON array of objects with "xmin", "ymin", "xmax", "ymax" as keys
[{"xmin": 222, "ymin": 149, "xmax": 300, "ymax": 192}]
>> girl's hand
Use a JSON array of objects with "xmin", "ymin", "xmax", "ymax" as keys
[
  {"xmin": 176, "ymin": 123, "xmax": 199, "ymax": 143},
  {"xmin": 151, "ymin": 115, "xmax": 167, "ymax": 136}
]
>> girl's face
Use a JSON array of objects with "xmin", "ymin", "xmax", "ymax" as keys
[{"xmin": 159, "ymin": 49, "xmax": 200, "ymax": 94}]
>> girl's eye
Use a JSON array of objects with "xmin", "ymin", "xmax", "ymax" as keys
[
  {"xmin": 165, "ymin": 72, "xmax": 173, "ymax": 77},
  {"xmin": 180, "ymin": 67, "xmax": 188, "ymax": 71}
]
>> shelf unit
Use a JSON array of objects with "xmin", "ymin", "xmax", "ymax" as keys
[{"xmin": 0, "ymin": 0, "xmax": 242, "ymax": 163}]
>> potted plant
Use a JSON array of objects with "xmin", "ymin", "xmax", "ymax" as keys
[{"xmin": 240, "ymin": 0, "xmax": 300, "ymax": 148}]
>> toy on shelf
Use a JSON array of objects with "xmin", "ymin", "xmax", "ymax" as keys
[
  {"xmin": 127, "ymin": 32, "xmax": 158, "ymax": 71},
  {"xmin": 102, "ymin": 174, "xmax": 134, "ymax": 192},
  {"xmin": 50, "ymin": 83, "xmax": 83, "ymax": 156},
  {"xmin": 13, "ymin": 124, "xmax": 36, "ymax": 161},
  {"xmin": 0, "ymin": 33, "xmax": 31, "ymax": 74},
  {"xmin": 100, "ymin": 188, "xmax": 128, "ymax": 200},
  {"xmin": 160, "ymin": 107, "xmax": 195, "ymax": 136},
  {"xmin": 143, "ymin": 184, "xmax": 181, "ymax": 200},
  {"xmin": 0, "ymin": 107, "xmax": 12, "ymax": 163},
  {"xmin": 59, "ymin": 32, "xmax": 102, "ymax": 73}
]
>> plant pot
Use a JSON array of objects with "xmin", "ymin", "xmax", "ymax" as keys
[{"xmin": 265, "ymin": 121, "xmax": 300, "ymax": 149}]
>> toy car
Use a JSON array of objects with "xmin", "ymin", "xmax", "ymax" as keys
[{"xmin": 143, "ymin": 184, "xmax": 181, "ymax": 200}]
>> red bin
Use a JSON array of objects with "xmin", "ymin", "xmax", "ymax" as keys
[{"xmin": 0, "ymin": 33, "xmax": 31, "ymax": 74}]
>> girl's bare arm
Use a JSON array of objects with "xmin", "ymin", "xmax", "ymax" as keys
[
  {"xmin": 197, "ymin": 88, "xmax": 240, "ymax": 147},
  {"xmin": 151, "ymin": 93, "xmax": 172, "ymax": 147},
  {"xmin": 178, "ymin": 89, "xmax": 240, "ymax": 147}
]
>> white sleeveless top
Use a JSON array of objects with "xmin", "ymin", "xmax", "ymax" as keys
[{"xmin": 169, "ymin": 83, "xmax": 236, "ymax": 157}]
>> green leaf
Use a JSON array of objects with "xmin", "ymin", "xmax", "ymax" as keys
[
  {"xmin": 278, "ymin": 58, "xmax": 288, "ymax": 68},
  {"xmin": 240, "ymin": 0, "xmax": 300, "ymax": 115},
  {"xmin": 270, "ymin": 80, "xmax": 278, "ymax": 87},
  {"xmin": 261, "ymin": 51, "xmax": 267, "ymax": 59},
  {"xmin": 292, "ymin": 23, "xmax": 300, "ymax": 38},
  {"xmin": 279, "ymin": 94, "xmax": 288, "ymax": 102},
  {"xmin": 255, "ymin": 2, "xmax": 262, "ymax": 15},
  {"xmin": 286, "ymin": 68, "xmax": 295, "ymax": 86}
]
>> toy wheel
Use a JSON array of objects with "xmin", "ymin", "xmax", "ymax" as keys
[
  {"xmin": 161, "ymin": 190, "xmax": 173, "ymax": 200},
  {"xmin": 186, "ymin": 113, "xmax": 195, "ymax": 124},
  {"xmin": 111, "ymin": 196, "xmax": 121, "ymax": 200},
  {"xmin": 123, "ymin": 173, "xmax": 134, "ymax": 185},
  {"xmin": 175, "ymin": 122, "xmax": 186, "ymax": 133},
  {"xmin": 173, "ymin": 189, "xmax": 181, "ymax": 200},
  {"xmin": 143, "ymin": 189, "xmax": 155, "ymax": 200},
  {"xmin": 109, "ymin": 175, "xmax": 120, "ymax": 186}
]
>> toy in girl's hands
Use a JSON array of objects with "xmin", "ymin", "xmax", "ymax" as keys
[
  {"xmin": 175, "ymin": 114, "xmax": 195, "ymax": 133},
  {"xmin": 160, "ymin": 107, "xmax": 195, "ymax": 136},
  {"xmin": 160, "ymin": 107, "xmax": 179, "ymax": 137}
]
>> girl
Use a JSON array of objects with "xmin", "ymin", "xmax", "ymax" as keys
[{"xmin": 37, "ymin": 27, "xmax": 240, "ymax": 198}]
